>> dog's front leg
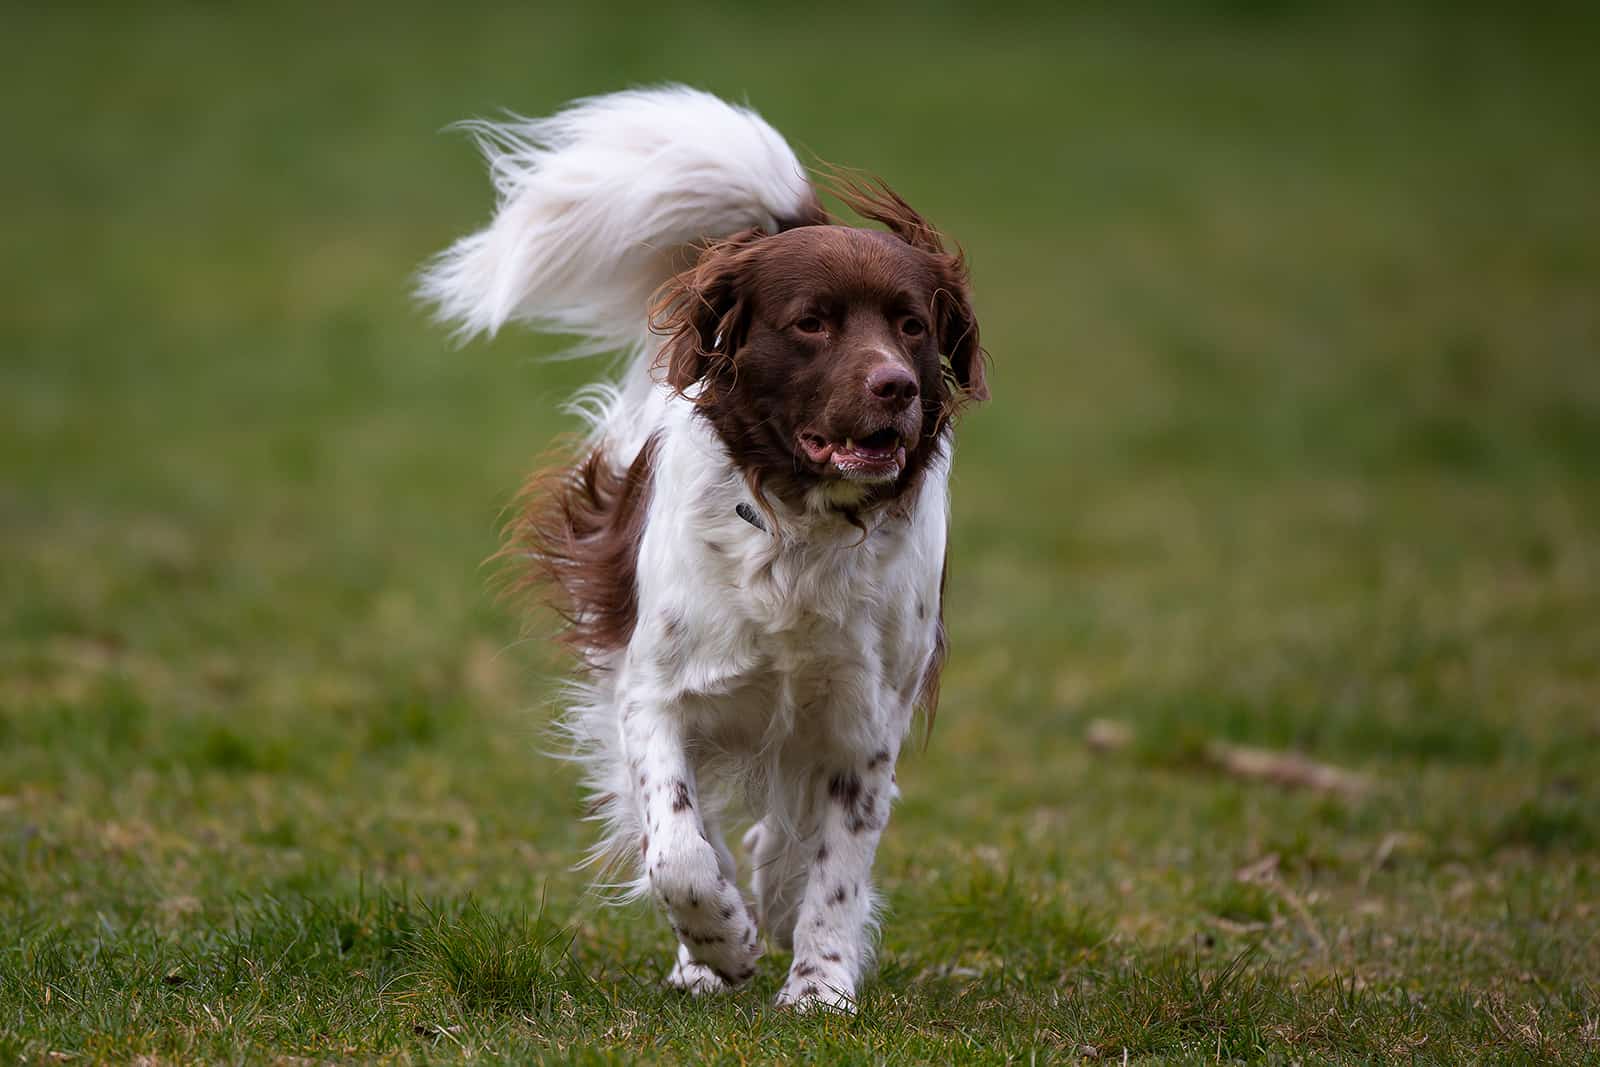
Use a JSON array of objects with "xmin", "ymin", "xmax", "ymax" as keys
[
  {"xmin": 622, "ymin": 697, "xmax": 761, "ymax": 987},
  {"xmin": 775, "ymin": 744, "xmax": 899, "ymax": 1013}
]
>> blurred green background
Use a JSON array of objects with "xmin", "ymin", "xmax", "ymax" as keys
[{"xmin": 3, "ymin": 4, "xmax": 1598, "ymax": 1062}]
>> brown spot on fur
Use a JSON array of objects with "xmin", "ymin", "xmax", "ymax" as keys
[
  {"xmin": 671, "ymin": 780, "xmax": 692, "ymax": 813},
  {"xmin": 830, "ymin": 770, "xmax": 879, "ymax": 834},
  {"xmin": 832, "ymin": 886, "xmax": 847, "ymax": 904},
  {"xmin": 867, "ymin": 749, "xmax": 890, "ymax": 769},
  {"xmin": 500, "ymin": 433, "xmax": 663, "ymax": 664},
  {"xmin": 847, "ymin": 791, "xmax": 879, "ymax": 835},
  {"xmin": 829, "ymin": 771, "xmax": 863, "ymax": 806},
  {"xmin": 822, "ymin": 951, "xmax": 842, "ymax": 963}
]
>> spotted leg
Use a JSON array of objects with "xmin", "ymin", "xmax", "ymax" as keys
[
  {"xmin": 775, "ymin": 746, "xmax": 899, "ymax": 1013},
  {"xmin": 625, "ymin": 702, "xmax": 761, "ymax": 987},
  {"xmin": 664, "ymin": 818, "xmax": 745, "ymax": 994}
]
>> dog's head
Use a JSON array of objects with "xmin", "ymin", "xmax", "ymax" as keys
[{"xmin": 653, "ymin": 179, "xmax": 986, "ymax": 511}]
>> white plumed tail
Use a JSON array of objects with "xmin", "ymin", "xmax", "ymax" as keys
[{"xmin": 418, "ymin": 86, "xmax": 815, "ymax": 361}]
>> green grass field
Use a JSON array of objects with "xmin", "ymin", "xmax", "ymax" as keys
[{"xmin": 4, "ymin": 5, "xmax": 1598, "ymax": 1063}]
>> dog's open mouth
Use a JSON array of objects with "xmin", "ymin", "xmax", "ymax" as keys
[{"xmin": 798, "ymin": 427, "xmax": 908, "ymax": 482}]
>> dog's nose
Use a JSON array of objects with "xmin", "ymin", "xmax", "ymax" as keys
[{"xmin": 866, "ymin": 363, "xmax": 919, "ymax": 409}]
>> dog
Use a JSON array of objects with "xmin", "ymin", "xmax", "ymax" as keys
[{"xmin": 420, "ymin": 86, "xmax": 987, "ymax": 1012}]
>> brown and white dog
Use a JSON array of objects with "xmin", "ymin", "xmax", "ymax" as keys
[{"xmin": 421, "ymin": 87, "xmax": 986, "ymax": 1012}]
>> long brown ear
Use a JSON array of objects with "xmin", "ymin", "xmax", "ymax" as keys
[
  {"xmin": 934, "ymin": 272, "xmax": 987, "ymax": 403},
  {"xmin": 651, "ymin": 230, "xmax": 763, "ymax": 396},
  {"xmin": 821, "ymin": 169, "xmax": 989, "ymax": 404}
]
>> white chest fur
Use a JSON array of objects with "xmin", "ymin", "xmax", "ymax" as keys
[{"xmin": 613, "ymin": 403, "xmax": 947, "ymax": 762}]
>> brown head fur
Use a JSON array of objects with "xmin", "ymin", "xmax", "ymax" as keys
[{"xmin": 650, "ymin": 172, "xmax": 987, "ymax": 512}]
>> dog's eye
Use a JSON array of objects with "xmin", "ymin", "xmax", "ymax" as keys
[
  {"xmin": 900, "ymin": 317, "xmax": 927, "ymax": 338},
  {"xmin": 793, "ymin": 315, "xmax": 825, "ymax": 335}
]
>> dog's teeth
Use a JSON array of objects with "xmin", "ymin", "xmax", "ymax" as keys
[{"xmin": 845, "ymin": 438, "xmax": 855, "ymax": 451}]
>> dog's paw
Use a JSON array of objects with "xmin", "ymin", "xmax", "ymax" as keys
[
  {"xmin": 671, "ymin": 896, "xmax": 761, "ymax": 983},
  {"xmin": 774, "ymin": 960, "xmax": 856, "ymax": 1015},
  {"xmin": 650, "ymin": 836, "xmax": 762, "ymax": 982},
  {"xmin": 665, "ymin": 945, "xmax": 730, "ymax": 996}
]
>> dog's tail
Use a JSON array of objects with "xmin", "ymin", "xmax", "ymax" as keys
[{"xmin": 418, "ymin": 86, "xmax": 820, "ymax": 358}]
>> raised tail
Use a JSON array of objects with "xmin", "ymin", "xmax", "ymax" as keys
[{"xmin": 418, "ymin": 86, "xmax": 820, "ymax": 358}]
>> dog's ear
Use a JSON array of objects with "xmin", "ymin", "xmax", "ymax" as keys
[
  {"xmin": 652, "ymin": 230, "xmax": 762, "ymax": 396},
  {"xmin": 823, "ymin": 171, "xmax": 989, "ymax": 405},
  {"xmin": 934, "ymin": 269, "xmax": 987, "ymax": 404}
]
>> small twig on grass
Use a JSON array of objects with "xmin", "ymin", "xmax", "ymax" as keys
[
  {"xmin": 1205, "ymin": 742, "xmax": 1369, "ymax": 797},
  {"xmin": 1083, "ymin": 720, "xmax": 1369, "ymax": 797}
]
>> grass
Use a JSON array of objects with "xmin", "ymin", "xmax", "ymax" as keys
[{"xmin": 3, "ymin": 3, "xmax": 1599, "ymax": 1062}]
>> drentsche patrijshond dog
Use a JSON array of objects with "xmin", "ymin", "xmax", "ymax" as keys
[{"xmin": 420, "ymin": 86, "xmax": 988, "ymax": 1013}]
